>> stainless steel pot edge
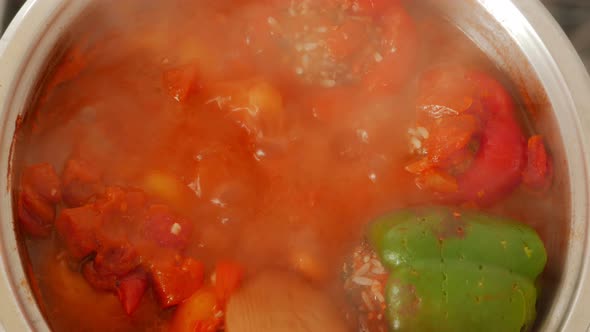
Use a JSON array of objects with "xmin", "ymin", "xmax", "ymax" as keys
[
  {"xmin": 507, "ymin": 1, "xmax": 590, "ymax": 331},
  {"xmin": 0, "ymin": 0, "xmax": 589, "ymax": 331},
  {"xmin": 0, "ymin": 1, "xmax": 90, "ymax": 331},
  {"xmin": 0, "ymin": 1, "xmax": 63, "ymax": 330}
]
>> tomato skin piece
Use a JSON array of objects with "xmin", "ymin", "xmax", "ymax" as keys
[
  {"xmin": 149, "ymin": 257, "xmax": 205, "ymax": 308},
  {"xmin": 522, "ymin": 135, "xmax": 553, "ymax": 192},
  {"xmin": 214, "ymin": 261, "xmax": 245, "ymax": 305},
  {"xmin": 116, "ymin": 270, "xmax": 149, "ymax": 316}
]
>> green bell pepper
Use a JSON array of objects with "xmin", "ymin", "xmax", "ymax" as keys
[{"xmin": 368, "ymin": 207, "xmax": 547, "ymax": 332}]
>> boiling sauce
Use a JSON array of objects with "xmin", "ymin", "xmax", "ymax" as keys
[{"xmin": 13, "ymin": 1, "xmax": 565, "ymax": 331}]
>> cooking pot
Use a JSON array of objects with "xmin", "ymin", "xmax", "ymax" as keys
[{"xmin": 1, "ymin": 0, "xmax": 589, "ymax": 331}]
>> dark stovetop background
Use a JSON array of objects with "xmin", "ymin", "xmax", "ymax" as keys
[
  {"xmin": 1, "ymin": 0, "xmax": 590, "ymax": 69},
  {"xmin": 544, "ymin": 0, "xmax": 590, "ymax": 69}
]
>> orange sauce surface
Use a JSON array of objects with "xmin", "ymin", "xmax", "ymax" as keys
[{"xmin": 13, "ymin": 1, "xmax": 566, "ymax": 331}]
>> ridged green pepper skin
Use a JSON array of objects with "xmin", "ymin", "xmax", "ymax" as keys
[{"xmin": 368, "ymin": 207, "xmax": 546, "ymax": 332}]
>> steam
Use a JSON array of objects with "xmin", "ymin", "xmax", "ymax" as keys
[{"xmin": 18, "ymin": 1, "xmax": 567, "ymax": 328}]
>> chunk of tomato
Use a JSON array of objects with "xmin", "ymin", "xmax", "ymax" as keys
[
  {"xmin": 55, "ymin": 205, "xmax": 103, "ymax": 259},
  {"xmin": 149, "ymin": 256, "xmax": 204, "ymax": 307},
  {"xmin": 116, "ymin": 270, "xmax": 148, "ymax": 316}
]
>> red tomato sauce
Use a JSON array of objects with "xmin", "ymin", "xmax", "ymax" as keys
[{"xmin": 13, "ymin": 1, "xmax": 566, "ymax": 331}]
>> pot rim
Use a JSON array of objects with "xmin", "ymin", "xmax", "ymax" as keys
[
  {"xmin": 0, "ymin": 1, "xmax": 91, "ymax": 331},
  {"xmin": 506, "ymin": 0, "xmax": 590, "ymax": 330},
  {"xmin": 0, "ymin": 0, "xmax": 589, "ymax": 331}
]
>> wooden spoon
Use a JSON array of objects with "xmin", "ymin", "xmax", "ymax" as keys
[{"xmin": 225, "ymin": 270, "xmax": 348, "ymax": 332}]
